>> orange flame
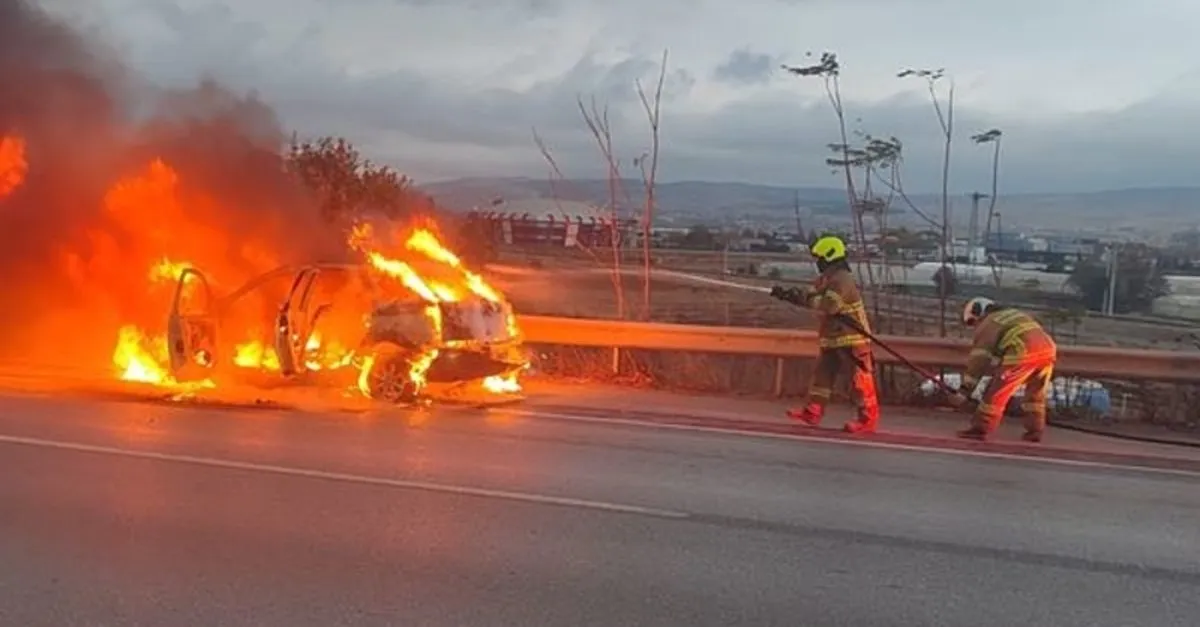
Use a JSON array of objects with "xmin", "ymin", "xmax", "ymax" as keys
[
  {"xmin": 410, "ymin": 348, "xmax": 439, "ymax": 388},
  {"xmin": 405, "ymin": 229, "xmax": 502, "ymax": 302},
  {"xmin": 349, "ymin": 223, "xmax": 524, "ymax": 397},
  {"xmin": 101, "ymin": 161, "xmax": 523, "ymax": 400},
  {"xmin": 149, "ymin": 258, "xmax": 192, "ymax": 283},
  {"xmin": 482, "ymin": 373, "xmax": 521, "ymax": 394},
  {"xmin": 113, "ymin": 325, "xmax": 171, "ymax": 384},
  {"xmin": 355, "ymin": 354, "xmax": 375, "ymax": 397},
  {"xmin": 234, "ymin": 340, "xmax": 280, "ymax": 371},
  {"xmin": 303, "ymin": 331, "xmax": 353, "ymax": 371},
  {"xmin": 365, "ymin": 251, "xmax": 440, "ymax": 302},
  {"xmin": 0, "ymin": 134, "xmax": 27, "ymax": 199},
  {"xmin": 112, "ymin": 324, "xmax": 213, "ymax": 390},
  {"xmin": 113, "ymin": 256, "xmax": 204, "ymax": 385}
]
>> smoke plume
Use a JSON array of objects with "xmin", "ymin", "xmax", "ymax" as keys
[{"xmin": 0, "ymin": 0, "xmax": 346, "ymax": 364}]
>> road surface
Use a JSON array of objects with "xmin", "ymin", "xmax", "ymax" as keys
[{"xmin": 0, "ymin": 392, "xmax": 1197, "ymax": 626}]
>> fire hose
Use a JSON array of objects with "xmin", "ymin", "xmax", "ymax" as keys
[
  {"xmin": 663, "ymin": 273, "xmax": 1200, "ymax": 447},
  {"xmin": 702, "ymin": 279, "xmax": 960, "ymax": 395},
  {"xmin": 827, "ymin": 311, "xmax": 956, "ymax": 395},
  {"xmin": 761, "ymin": 284, "xmax": 1200, "ymax": 446}
]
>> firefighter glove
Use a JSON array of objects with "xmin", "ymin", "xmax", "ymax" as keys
[{"xmin": 770, "ymin": 285, "xmax": 808, "ymax": 306}]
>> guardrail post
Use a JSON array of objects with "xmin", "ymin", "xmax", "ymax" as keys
[
  {"xmin": 611, "ymin": 347, "xmax": 620, "ymax": 375},
  {"xmin": 773, "ymin": 357, "xmax": 784, "ymax": 397}
]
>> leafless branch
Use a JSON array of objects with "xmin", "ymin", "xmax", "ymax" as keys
[
  {"xmin": 899, "ymin": 66, "xmax": 955, "ymax": 337},
  {"xmin": 577, "ymin": 96, "xmax": 630, "ymax": 319},
  {"xmin": 869, "ymin": 167, "xmax": 939, "ymax": 230},
  {"xmin": 530, "ymin": 127, "xmax": 605, "ymax": 267},
  {"xmin": 633, "ymin": 48, "xmax": 668, "ymax": 321}
]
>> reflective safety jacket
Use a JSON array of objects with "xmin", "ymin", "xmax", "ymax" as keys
[
  {"xmin": 806, "ymin": 266, "xmax": 871, "ymax": 349},
  {"xmin": 962, "ymin": 308, "xmax": 1057, "ymax": 390}
]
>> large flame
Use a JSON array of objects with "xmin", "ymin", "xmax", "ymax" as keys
[
  {"xmin": 4, "ymin": 128, "xmax": 519, "ymax": 400},
  {"xmin": 0, "ymin": 0, "xmax": 519, "ymax": 404},
  {"xmin": 96, "ymin": 159, "xmax": 300, "ymax": 389},
  {"xmin": 349, "ymin": 222, "xmax": 522, "ymax": 395},
  {"xmin": 95, "ymin": 166, "xmax": 522, "ymax": 401}
]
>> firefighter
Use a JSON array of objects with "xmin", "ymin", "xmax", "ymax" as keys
[
  {"xmin": 770, "ymin": 235, "xmax": 879, "ymax": 434},
  {"xmin": 951, "ymin": 296, "xmax": 1058, "ymax": 442}
]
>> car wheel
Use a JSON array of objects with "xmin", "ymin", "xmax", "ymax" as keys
[{"xmin": 365, "ymin": 343, "xmax": 420, "ymax": 404}]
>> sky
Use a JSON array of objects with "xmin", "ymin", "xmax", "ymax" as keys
[{"xmin": 38, "ymin": 0, "xmax": 1200, "ymax": 194}]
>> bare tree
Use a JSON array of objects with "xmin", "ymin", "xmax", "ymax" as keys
[
  {"xmin": 632, "ymin": 49, "xmax": 668, "ymax": 321},
  {"xmin": 530, "ymin": 55, "xmax": 669, "ymax": 324},
  {"xmin": 971, "ymin": 128, "xmax": 1003, "ymax": 288},
  {"xmin": 782, "ymin": 52, "xmax": 876, "ymax": 292},
  {"xmin": 898, "ymin": 67, "xmax": 955, "ymax": 337}
]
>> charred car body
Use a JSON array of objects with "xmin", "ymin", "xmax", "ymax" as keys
[{"xmin": 164, "ymin": 261, "xmax": 526, "ymax": 402}]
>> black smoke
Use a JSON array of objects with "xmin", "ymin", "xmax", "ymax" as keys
[{"xmin": 0, "ymin": 0, "xmax": 346, "ymax": 362}]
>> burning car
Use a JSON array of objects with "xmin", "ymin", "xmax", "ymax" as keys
[
  {"xmin": 126, "ymin": 224, "xmax": 527, "ymax": 403},
  {"xmin": 360, "ymin": 286, "xmax": 524, "ymax": 402}
]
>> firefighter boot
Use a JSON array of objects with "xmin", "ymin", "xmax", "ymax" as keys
[
  {"xmin": 786, "ymin": 403, "xmax": 823, "ymax": 427},
  {"xmin": 956, "ymin": 426, "xmax": 989, "ymax": 441},
  {"xmin": 1021, "ymin": 430, "xmax": 1044, "ymax": 443},
  {"xmin": 843, "ymin": 405, "xmax": 879, "ymax": 434}
]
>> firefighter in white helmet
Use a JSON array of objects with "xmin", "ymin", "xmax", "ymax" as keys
[
  {"xmin": 771, "ymin": 235, "xmax": 879, "ymax": 434},
  {"xmin": 951, "ymin": 296, "xmax": 1057, "ymax": 442}
]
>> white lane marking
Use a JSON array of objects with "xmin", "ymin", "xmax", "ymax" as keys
[
  {"xmin": 500, "ymin": 409, "xmax": 1200, "ymax": 479},
  {"xmin": 0, "ymin": 433, "xmax": 689, "ymax": 519}
]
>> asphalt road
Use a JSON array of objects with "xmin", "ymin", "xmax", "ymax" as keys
[{"xmin": 0, "ymin": 393, "xmax": 1198, "ymax": 626}]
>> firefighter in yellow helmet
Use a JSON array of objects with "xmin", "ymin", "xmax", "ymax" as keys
[
  {"xmin": 950, "ymin": 296, "xmax": 1057, "ymax": 442},
  {"xmin": 770, "ymin": 235, "xmax": 879, "ymax": 434}
]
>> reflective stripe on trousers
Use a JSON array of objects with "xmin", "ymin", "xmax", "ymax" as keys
[
  {"xmin": 805, "ymin": 345, "xmax": 878, "ymax": 414},
  {"xmin": 971, "ymin": 357, "xmax": 1055, "ymax": 433}
]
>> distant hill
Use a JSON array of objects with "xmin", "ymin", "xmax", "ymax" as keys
[
  {"xmin": 421, "ymin": 177, "xmax": 848, "ymax": 222},
  {"xmin": 420, "ymin": 177, "xmax": 1200, "ymax": 236}
]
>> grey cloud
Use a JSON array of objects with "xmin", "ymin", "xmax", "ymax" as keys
[
  {"xmin": 104, "ymin": 3, "xmax": 1200, "ymax": 193},
  {"xmin": 116, "ymin": 3, "xmax": 697, "ymax": 172},
  {"xmin": 342, "ymin": 0, "xmax": 562, "ymax": 9},
  {"xmin": 713, "ymin": 48, "xmax": 779, "ymax": 85},
  {"xmin": 274, "ymin": 55, "xmax": 667, "ymax": 147},
  {"xmin": 303, "ymin": 73, "xmax": 1200, "ymax": 193}
]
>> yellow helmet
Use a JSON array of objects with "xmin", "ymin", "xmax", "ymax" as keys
[{"xmin": 809, "ymin": 235, "xmax": 847, "ymax": 262}]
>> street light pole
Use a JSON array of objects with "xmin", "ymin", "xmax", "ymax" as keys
[
  {"xmin": 968, "ymin": 191, "xmax": 988, "ymax": 261},
  {"xmin": 1105, "ymin": 244, "xmax": 1120, "ymax": 316}
]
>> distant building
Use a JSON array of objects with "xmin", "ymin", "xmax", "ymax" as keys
[
  {"xmin": 465, "ymin": 198, "xmax": 636, "ymax": 249},
  {"xmin": 729, "ymin": 238, "xmax": 766, "ymax": 252}
]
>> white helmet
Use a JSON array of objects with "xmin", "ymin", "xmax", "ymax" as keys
[{"xmin": 962, "ymin": 296, "xmax": 995, "ymax": 327}]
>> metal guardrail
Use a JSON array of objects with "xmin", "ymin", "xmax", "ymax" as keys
[
  {"xmin": 518, "ymin": 315, "xmax": 1200, "ymax": 387},
  {"xmin": 1, "ymin": 318, "xmax": 1196, "ymax": 399}
]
